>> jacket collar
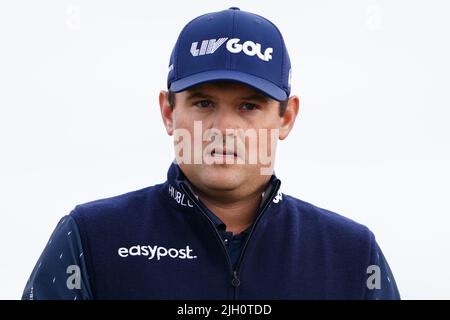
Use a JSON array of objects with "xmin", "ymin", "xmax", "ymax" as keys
[{"xmin": 164, "ymin": 161, "xmax": 281, "ymax": 218}]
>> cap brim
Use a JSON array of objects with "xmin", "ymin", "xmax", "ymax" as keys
[{"xmin": 169, "ymin": 70, "xmax": 287, "ymax": 101}]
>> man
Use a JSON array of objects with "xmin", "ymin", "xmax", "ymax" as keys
[{"xmin": 22, "ymin": 7, "xmax": 400, "ymax": 300}]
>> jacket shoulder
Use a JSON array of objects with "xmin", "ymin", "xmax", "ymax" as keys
[
  {"xmin": 70, "ymin": 183, "xmax": 164, "ymax": 222},
  {"xmin": 282, "ymin": 194, "xmax": 374, "ymax": 244}
]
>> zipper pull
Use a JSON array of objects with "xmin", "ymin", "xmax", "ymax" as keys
[{"xmin": 231, "ymin": 271, "xmax": 241, "ymax": 287}]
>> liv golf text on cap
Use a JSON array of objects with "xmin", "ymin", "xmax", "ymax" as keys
[{"xmin": 167, "ymin": 7, "xmax": 292, "ymax": 101}]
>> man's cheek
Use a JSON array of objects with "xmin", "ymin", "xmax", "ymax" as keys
[{"xmin": 173, "ymin": 127, "xmax": 194, "ymax": 165}]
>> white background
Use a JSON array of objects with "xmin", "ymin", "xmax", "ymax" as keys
[{"xmin": 1, "ymin": 0, "xmax": 449, "ymax": 299}]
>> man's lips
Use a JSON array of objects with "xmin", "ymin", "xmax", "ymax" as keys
[{"xmin": 211, "ymin": 147, "xmax": 238, "ymax": 157}]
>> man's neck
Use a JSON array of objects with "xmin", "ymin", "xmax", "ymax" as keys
[{"xmin": 193, "ymin": 181, "xmax": 270, "ymax": 235}]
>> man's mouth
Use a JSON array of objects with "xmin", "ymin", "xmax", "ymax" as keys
[{"xmin": 211, "ymin": 147, "xmax": 238, "ymax": 158}]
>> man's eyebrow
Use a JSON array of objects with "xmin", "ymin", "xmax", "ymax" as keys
[
  {"xmin": 185, "ymin": 92, "xmax": 214, "ymax": 100},
  {"xmin": 185, "ymin": 91, "xmax": 270, "ymax": 102},
  {"xmin": 239, "ymin": 94, "xmax": 270, "ymax": 103}
]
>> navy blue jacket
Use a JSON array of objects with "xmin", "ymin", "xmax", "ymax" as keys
[{"xmin": 22, "ymin": 162, "xmax": 400, "ymax": 299}]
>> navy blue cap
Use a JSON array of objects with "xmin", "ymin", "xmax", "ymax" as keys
[{"xmin": 167, "ymin": 7, "xmax": 292, "ymax": 101}]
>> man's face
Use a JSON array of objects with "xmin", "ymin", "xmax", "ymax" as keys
[{"xmin": 160, "ymin": 81, "xmax": 298, "ymax": 196}]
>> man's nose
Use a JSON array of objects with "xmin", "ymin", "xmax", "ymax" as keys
[{"xmin": 211, "ymin": 106, "xmax": 242, "ymax": 133}]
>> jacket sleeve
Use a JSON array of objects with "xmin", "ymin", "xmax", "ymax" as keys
[
  {"xmin": 22, "ymin": 215, "xmax": 93, "ymax": 300},
  {"xmin": 364, "ymin": 236, "xmax": 401, "ymax": 300}
]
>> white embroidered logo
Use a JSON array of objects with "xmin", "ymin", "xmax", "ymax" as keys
[
  {"xmin": 190, "ymin": 38, "xmax": 228, "ymax": 56},
  {"xmin": 272, "ymin": 190, "xmax": 283, "ymax": 203},
  {"xmin": 118, "ymin": 245, "xmax": 197, "ymax": 260},
  {"xmin": 190, "ymin": 38, "xmax": 273, "ymax": 62},
  {"xmin": 168, "ymin": 184, "xmax": 194, "ymax": 207}
]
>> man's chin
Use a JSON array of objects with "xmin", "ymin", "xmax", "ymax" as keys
[{"xmin": 199, "ymin": 164, "xmax": 245, "ymax": 191}]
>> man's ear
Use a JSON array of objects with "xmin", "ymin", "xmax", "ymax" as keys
[
  {"xmin": 279, "ymin": 95, "xmax": 300, "ymax": 140},
  {"xmin": 159, "ymin": 90, "xmax": 174, "ymax": 136}
]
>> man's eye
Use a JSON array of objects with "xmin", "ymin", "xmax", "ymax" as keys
[
  {"xmin": 240, "ymin": 103, "xmax": 258, "ymax": 111},
  {"xmin": 194, "ymin": 100, "xmax": 213, "ymax": 109}
]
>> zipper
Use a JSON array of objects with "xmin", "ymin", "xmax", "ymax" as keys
[
  {"xmin": 179, "ymin": 183, "xmax": 235, "ymax": 279},
  {"xmin": 232, "ymin": 180, "xmax": 281, "ymax": 299},
  {"xmin": 180, "ymin": 180, "xmax": 281, "ymax": 299}
]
